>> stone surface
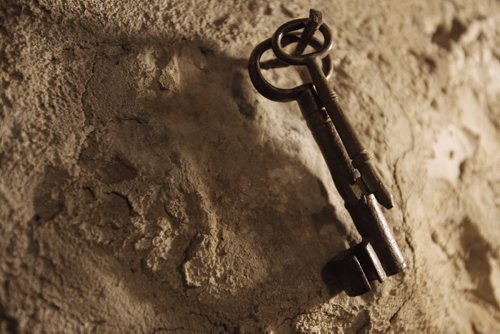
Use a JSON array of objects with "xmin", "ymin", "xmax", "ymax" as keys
[{"xmin": 0, "ymin": 0, "xmax": 499, "ymax": 332}]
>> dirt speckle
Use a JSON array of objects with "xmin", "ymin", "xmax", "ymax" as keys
[{"xmin": 432, "ymin": 18, "xmax": 468, "ymax": 50}]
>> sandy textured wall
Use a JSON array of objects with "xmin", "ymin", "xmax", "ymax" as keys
[{"xmin": 1, "ymin": 0, "xmax": 499, "ymax": 333}]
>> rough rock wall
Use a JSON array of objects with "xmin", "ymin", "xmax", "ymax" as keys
[{"xmin": 0, "ymin": 0, "xmax": 499, "ymax": 333}]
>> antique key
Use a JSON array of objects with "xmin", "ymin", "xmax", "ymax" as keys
[{"xmin": 248, "ymin": 9, "xmax": 407, "ymax": 296}]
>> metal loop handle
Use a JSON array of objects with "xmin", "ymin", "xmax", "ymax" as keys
[
  {"xmin": 272, "ymin": 18, "xmax": 333, "ymax": 66},
  {"xmin": 248, "ymin": 33, "xmax": 333, "ymax": 102}
]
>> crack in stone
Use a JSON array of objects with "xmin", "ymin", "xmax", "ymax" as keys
[
  {"xmin": 81, "ymin": 50, "xmax": 98, "ymax": 126},
  {"xmin": 389, "ymin": 288, "xmax": 414, "ymax": 324},
  {"xmin": 388, "ymin": 101, "xmax": 418, "ymax": 328},
  {"xmin": 151, "ymin": 326, "xmax": 186, "ymax": 333}
]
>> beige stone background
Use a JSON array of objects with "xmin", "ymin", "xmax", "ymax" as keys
[{"xmin": 1, "ymin": 0, "xmax": 499, "ymax": 333}]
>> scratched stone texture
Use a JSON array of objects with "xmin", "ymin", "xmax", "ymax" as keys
[{"xmin": 0, "ymin": 0, "xmax": 499, "ymax": 333}]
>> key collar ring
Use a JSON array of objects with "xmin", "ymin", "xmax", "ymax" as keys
[
  {"xmin": 272, "ymin": 18, "xmax": 333, "ymax": 66},
  {"xmin": 248, "ymin": 33, "xmax": 333, "ymax": 102}
]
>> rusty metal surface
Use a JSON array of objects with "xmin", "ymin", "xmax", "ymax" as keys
[{"xmin": 248, "ymin": 9, "xmax": 407, "ymax": 297}]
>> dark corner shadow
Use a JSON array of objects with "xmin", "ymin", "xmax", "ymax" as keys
[
  {"xmin": 321, "ymin": 261, "xmax": 344, "ymax": 296},
  {"xmin": 23, "ymin": 6, "xmax": 355, "ymax": 331}
]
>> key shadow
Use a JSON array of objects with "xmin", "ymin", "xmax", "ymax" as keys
[{"xmin": 22, "ymin": 10, "xmax": 354, "ymax": 332}]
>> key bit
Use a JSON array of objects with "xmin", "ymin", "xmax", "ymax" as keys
[
  {"xmin": 329, "ymin": 241, "xmax": 387, "ymax": 296},
  {"xmin": 293, "ymin": 9, "xmax": 323, "ymax": 56},
  {"xmin": 248, "ymin": 9, "xmax": 407, "ymax": 296}
]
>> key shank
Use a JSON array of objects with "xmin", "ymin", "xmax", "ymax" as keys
[{"xmin": 305, "ymin": 58, "xmax": 394, "ymax": 209}]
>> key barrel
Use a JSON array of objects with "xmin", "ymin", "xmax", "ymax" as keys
[{"xmin": 345, "ymin": 194, "xmax": 407, "ymax": 276}]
